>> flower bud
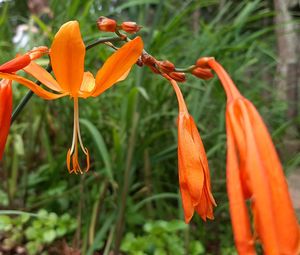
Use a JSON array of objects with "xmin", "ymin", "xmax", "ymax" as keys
[
  {"xmin": 149, "ymin": 65, "xmax": 160, "ymax": 74},
  {"xmin": 27, "ymin": 46, "xmax": 49, "ymax": 60},
  {"xmin": 141, "ymin": 53, "xmax": 156, "ymax": 66},
  {"xmin": 97, "ymin": 16, "xmax": 117, "ymax": 32},
  {"xmin": 168, "ymin": 72, "xmax": 186, "ymax": 83},
  {"xmin": 195, "ymin": 57, "xmax": 215, "ymax": 68},
  {"xmin": 192, "ymin": 67, "xmax": 214, "ymax": 80},
  {"xmin": 157, "ymin": 60, "xmax": 175, "ymax": 73},
  {"xmin": 121, "ymin": 21, "xmax": 141, "ymax": 34},
  {"xmin": 136, "ymin": 58, "xmax": 143, "ymax": 67}
]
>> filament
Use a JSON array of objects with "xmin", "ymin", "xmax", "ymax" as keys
[{"xmin": 67, "ymin": 97, "xmax": 90, "ymax": 174}]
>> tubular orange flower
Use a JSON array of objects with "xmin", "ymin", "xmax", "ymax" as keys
[
  {"xmin": 0, "ymin": 21, "xmax": 143, "ymax": 173},
  {"xmin": 164, "ymin": 74, "xmax": 216, "ymax": 223},
  {"xmin": 0, "ymin": 46, "xmax": 48, "ymax": 160},
  {"xmin": 0, "ymin": 80, "xmax": 12, "ymax": 160},
  {"xmin": 208, "ymin": 59, "xmax": 300, "ymax": 254}
]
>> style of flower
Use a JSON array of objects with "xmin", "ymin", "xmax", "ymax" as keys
[
  {"xmin": 208, "ymin": 59, "xmax": 300, "ymax": 254},
  {"xmin": 0, "ymin": 21, "xmax": 143, "ymax": 173},
  {"xmin": 0, "ymin": 46, "xmax": 48, "ymax": 160},
  {"xmin": 163, "ymin": 74, "xmax": 216, "ymax": 223}
]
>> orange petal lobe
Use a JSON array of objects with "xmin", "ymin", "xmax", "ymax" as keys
[
  {"xmin": 0, "ymin": 79, "xmax": 12, "ymax": 160},
  {"xmin": 50, "ymin": 21, "xmax": 85, "ymax": 96},
  {"xmin": 92, "ymin": 37, "xmax": 143, "ymax": 97},
  {"xmin": 226, "ymin": 111, "xmax": 256, "ymax": 254},
  {"xmin": 0, "ymin": 55, "xmax": 31, "ymax": 73},
  {"xmin": 79, "ymin": 72, "xmax": 95, "ymax": 98},
  {"xmin": 23, "ymin": 61, "xmax": 62, "ymax": 92},
  {"xmin": 0, "ymin": 72, "xmax": 66, "ymax": 100}
]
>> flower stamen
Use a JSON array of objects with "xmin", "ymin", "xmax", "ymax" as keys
[{"xmin": 66, "ymin": 97, "xmax": 90, "ymax": 174}]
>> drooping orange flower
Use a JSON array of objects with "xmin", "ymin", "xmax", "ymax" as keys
[
  {"xmin": 208, "ymin": 59, "xmax": 300, "ymax": 254},
  {"xmin": 164, "ymin": 74, "xmax": 216, "ymax": 223},
  {"xmin": 0, "ymin": 47, "xmax": 48, "ymax": 160},
  {"xmin": 0, "ymin": 21, "xmax": 143, "ymax": 173},
  {"xmin": 0, "ymin": 80, "xmax": 12, "ymax": 160}
]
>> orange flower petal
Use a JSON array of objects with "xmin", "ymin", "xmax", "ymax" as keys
[
  {"xmin": 79, "ymin": 72, "xmax": 95, "ymax": 98},
  {"xmin": 50, "ymin": 21, "xmax": 85, "ymax": 97},
  {"xmin": 0, "ymin": 79, "xmax": 12, "ymax": 160},
  {"xmin": 0, "ymin": 55, "xmax": 31, "ymax": 73},
  {"xmin": 0, "ymin": 72, "xmax": 66, "ymax": 100},
  {"xmin": 237, "ymin": 100, "xmax": 280, "ymax": 253},
  {"xmin": 23, "ymin": 61, "xmax": 62, "ymax": 92},
  {"xmin": 178, "ymin": 113, "xmax": 205, "ymax": 204},
  {"xmin": 92, "ymin": 37, "xmax": 143, "ymax": 97},
  {"xmin": 244, "ymin": 99, "xmax": 300, "ymax": 254},
  {"xmin": 226, "ymin": 111, "xmax": 256, "ymax": 254}
]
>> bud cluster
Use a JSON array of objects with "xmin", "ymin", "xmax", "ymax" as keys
[
  {"xmin": 191, "ymin": 57, "xmax": 215, "ymax": 80},
  {"xmin": 97, "ymin": 16, "xmax": 141, "ymax": 34}
]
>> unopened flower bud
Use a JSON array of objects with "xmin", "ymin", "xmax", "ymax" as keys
[
  {"xmin": 192, "ymin": 67, "xmax": 214, "ymax": 80},
  {"xmin": 136, "ymin": 58, "xmax": 143, "ymax": 67},
  {"xmin": 97, "ymin": 16, "xmax": 117, "ymax": 32},
  {"xmin": 195, "ymin": 57, "xmax": 215, "ymax": 68},
  {"xmin": 141, "ymin": 53, "xmax": 156, "ymax": 66},
  {"xmin": 157, "ymin": 60, "xmax": 175, "ymax": 73},
  {"xmin": 27, "ymin": 46, "xmax": 49, "ymax": 60},
  {"xmin": 149, "ymin": 65, "xmax": 160, "ymax": 74},
  {"xmin": 121, "ymin": 21, "xmax": 141, "ymax": 34},
  {"xmin": 169, "ymin": 72, "xmax": 186, "ymax": 83}
]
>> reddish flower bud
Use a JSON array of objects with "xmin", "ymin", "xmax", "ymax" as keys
[
  {"xmin": 121, "ymin": 21, "xmax": 141, "ymax": 34},
  {"xmin": 27, "ymin": 46, "xmax": 49, "ymax": 60},
  {"xmin": 157, "ymin": 60, "xmax": 175, "ymax": 73},
  {"xmin": 192, "ymin": 67, "xmax": 214, "ymax": 80},
  {"xmin": 149, "ymin": 65, "xmax": 160, "ymax": 74},
  {"xmin": 97, "ymin": 16, "xmax": 117, "ymax": 32},
  {"xmin": 196, "ymin": 57, "xmax": 215, "ymax": 69},
  {"xmin": 169, "ymin": 72, "xmax": 186, "ymax": 83},
  {"xmin": 141, "ymin": 53, "xmax": 156, "ymax": 66},
  {"xmin": 136, "ymin": 58, "xmax": 144, "ymax": 67}
]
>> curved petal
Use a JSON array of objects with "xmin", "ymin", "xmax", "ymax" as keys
[
  {"xmin": 92, "ymin": 37, "xmax": 143, "ymax": 97},
  {"xmin": 79, "ymin": 72, "xmax": 95, "ymax": 98},
  {"xmin": 0, "ymin": 79, "xmax": 12, "ymax": 160},
  {"xmin": 0, "ymin": 72, "xmax": 66, "ymax": 100},
  {"xmin": 50, "ymin": 21, "xmax": 85, "ymax": 96},
  {"xmin": 23, "ymin": 61, "xmax": 62, "ymax": 92},
  {"xmin": 226, "ymin": 112, "xmax": 255, "ymax": 254},
  {"xmin": 0, "ymin": 55, "xmax": 31, "ymax": 73}
]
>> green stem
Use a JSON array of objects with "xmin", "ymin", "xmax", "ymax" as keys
[
  {"xmin": 175, "ymin": 65, "xmax": 196, "ymax": 72},
  {"xmin": 85, "ymin": 36, "xmax": 123, "ymax": 50}
]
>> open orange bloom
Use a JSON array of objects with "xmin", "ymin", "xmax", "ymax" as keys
[
  {"xmin": 165, "ymin": 75, "xmax": 216, "ymax": 223},
  {"xmin": 0, "ymin": 21, "xmax": 143, "ymax": 173},
  {"xmin": 208, "ymin": 59, "xmax": 300, "ymax": 254}
]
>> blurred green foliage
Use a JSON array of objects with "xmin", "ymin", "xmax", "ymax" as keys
[
  {"xmin": 121, "ymin": 220, "xmax": 205, "ymax": 255},
  {"xmin": 0, "ymin": 0, "xmax": 298, "ymax": 254},
  {"xmin": 0, "ymin": 210, "xmax": 76, "ymax": 254}
]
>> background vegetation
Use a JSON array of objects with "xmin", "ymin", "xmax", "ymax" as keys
[{"xmin": 0, "ymin": 0, "xmax": 299, "ymax": 254}]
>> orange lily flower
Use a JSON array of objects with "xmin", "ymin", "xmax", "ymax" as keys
[
  {"xmin": 0, "ymin": 21, "xmax": 143, "ymax": 173},
  {"xmin": 164, "ymin": 74, "xmax": 216, "ymax": 223},
  {"xmin": 208, "ymin": 59, "xmax": 300, "ymax": 254},
  {"xmin": 0, "ymin": 47, "xmax": 48, "ymax": 160},
  {"xmin": 0, "ymin": 79, "xmax": 12, "ymax": 160}
]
